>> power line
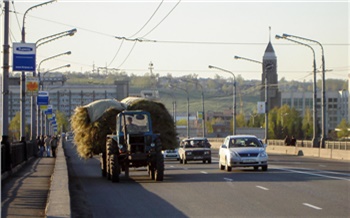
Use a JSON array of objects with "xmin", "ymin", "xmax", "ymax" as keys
[
  {"xmin": 108, "ymin": 0, "xmax": 164, "ymax": 67},
  {"xmin": 113, "ymin": 0, "xmax": 182, "ymax": 69},
  {"xmin": 141, "ymin": 0, "xmax": 181, "ymax": 38}
]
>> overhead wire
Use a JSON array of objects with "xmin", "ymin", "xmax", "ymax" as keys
[
  {"xmin": 114, "ymin": 0, "xmax": 182, "ymax": 69},
  {"xmin": 108, "ymin": 0, "xmax": 164, "ymax": 67}
]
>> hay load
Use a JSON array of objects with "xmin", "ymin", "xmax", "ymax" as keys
[
  {"xmin": 121, "ymin": 97, "xmax": 178, "ymax": 150},
  {"xmin": 70, "ymin": 99, "xmax": 126, "ymax": 159},
  {"xmin": 70, "ymin": 97, "xmax": 178, "ymax": 159}
]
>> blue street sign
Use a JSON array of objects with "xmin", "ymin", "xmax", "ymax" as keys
[
  {"xmin": 13, "ymin": 42, "xmax": 36, "ymax": 72},
  {"xmin": 37, "ymin": 91, "xmax": 49, "ymax": 105}
]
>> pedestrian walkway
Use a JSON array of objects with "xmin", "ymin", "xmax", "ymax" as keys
[{"xmin": 1, "ymin": 156, "xmax": 55, "ymax": 217}]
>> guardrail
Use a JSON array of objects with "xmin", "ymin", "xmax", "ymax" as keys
[{"xmin": 1, "ymin": 141, "xmax": 37, "ymax": 175}]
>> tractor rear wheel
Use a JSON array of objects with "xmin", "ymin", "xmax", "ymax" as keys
[{"xmin": 155, "ymin": 153, "xmax": 164, "ymax": 181}]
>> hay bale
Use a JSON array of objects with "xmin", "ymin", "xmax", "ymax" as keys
[
  {"xmin": 70, "ymin": 99, "xmax": 125, "ymax": 159},
  {"xmin": 122, "ymin": 97, "xmax": 178, "ymax": 150}
]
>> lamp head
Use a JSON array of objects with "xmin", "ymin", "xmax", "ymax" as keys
[
  {"xmin": 66, "ymin": 51, "xmax": 72, "ymax": 55},
  {"xmin": 234, "ymin": 56, "xmax": 241, "ymax": 60},
  {"xmin": 68, "ymin": 28, "xmax": 77, "ymax": 36},
  {"xmin": 208, "ymin": 65, "xmax": 213, "ymax": 69},
  {"xmin": 282, "ymin": 33, "xmax": 291, "ymax": 38},
  {"xmin": 275, "ymin": 35, "xmax": 283, "ymax": 40}
]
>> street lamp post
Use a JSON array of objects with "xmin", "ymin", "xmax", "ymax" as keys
[
  {"xmin": 181, "ymin": 79, "xmax": 206, "ymax": 137},
  {"xmin": 170, "ymin": 84, "xmax": 190, "ymax": 138},
  {"xmin": 36, "ymin": 51, "xmax": 71, "ymax": 137},
  {"xmin": 20, "ymin": 0, "xmax": 56, "ymax": 143},
  {"xmin": 282, "ymin": 33, "xmax": 326, "ymax": 148},
  {"xmin": 2, "ymin": 1, "xmax": 11, "ymax": 169},
  {"xmin": 208, "ymin": 65, "xmax": 236, "ymax": 135},
  {"xmin": 41, "ymin": 64, "xmax": 70, "ymax": 136},
  {"xmin": 234, "ymin": 55, "xmax": 273, "ymax": 144},
  {"xmin": 276, "ymin": 35, "xmax": 318, "ymax": 147}
]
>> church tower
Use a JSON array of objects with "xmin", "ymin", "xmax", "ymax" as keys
[{"xmin": 261, "ymin": 29, "xmax": 280, "ymax": 111}]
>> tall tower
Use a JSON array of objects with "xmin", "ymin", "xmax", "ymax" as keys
[{"xmin": 261, "ymin": 30, "xmax": 280, "ymax": 110}]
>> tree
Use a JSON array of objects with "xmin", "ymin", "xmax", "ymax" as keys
[
  {"xmin": 302, "ymin": 108, "xmax": 313, "ymax": 140},
  {"xmin": 336, "ymin": 118, "xmax": 350, "ymax": 139},
  {"xmin": 236, "ymin": 113, "xmax": 246, "ymax": 127},
  {"xmin": 55, "ymin": 110, "xmax": 69, "ymax": 133},
  {"xmin": 9, "ymin": 112, "xmax": 29, "ymax": 142}
]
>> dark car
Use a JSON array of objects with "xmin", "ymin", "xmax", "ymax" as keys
[{"xmin": 178, "ymin": 137, "xmax": 211, "ymax": 164}]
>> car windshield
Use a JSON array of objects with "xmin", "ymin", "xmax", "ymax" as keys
[
  {"xmin": 183, "ymin": 139, "xmax": 210, "ymax": 148},
  {"xmin": 228, "ymin": 137, "xmax": 262, "ymax": 148},
  {"xmin": 121, "ymin": 114, "xmax": 150, "ymax": 133}
]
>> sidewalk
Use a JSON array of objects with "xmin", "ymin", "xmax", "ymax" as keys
[
  {"xmin": 1, "ymin": 142, "xmax": 71, "ymax": 218},
  {"xmin": 1, "ymin": 156, "xmax": 55, "ymax": 217}
]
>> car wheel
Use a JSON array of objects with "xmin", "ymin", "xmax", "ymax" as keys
[
  {"xmin": 208, "ymin": 159, "xmax": 212, "ymax": 164},
  {"xmin": 262, "ymin": 165, "xmax": 268, "ymax": 171},
  {"xmin": 254, "ymin": 166, "xmax": 259, "ymax": 171},
  {"xmin": 225, "ymin": 157, "xmax": 232, "ymax": 172}
]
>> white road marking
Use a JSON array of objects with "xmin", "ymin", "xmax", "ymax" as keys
[
  {"xmin": 224, "ymin": 177, "xmax": 233, "ymax": 182},
  {"xmin": 201, "ymin": 171, "xmax": 208, "ymax": 174},
  {"xmin": 274, "ymin": 167, "xmax": 350, "ymax": 181},
  {"xmin": 256, "ymin": 186, "xmax": 269, "ymax": 190},
  {"xmin": 303, "ymin": 203, "xmax": 322, "ymax": 210}
]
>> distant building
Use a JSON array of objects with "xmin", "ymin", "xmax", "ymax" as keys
[
  {"xmin": 1, "ymin": 78, "xmax": 129, "ymax": 124},
  {"xmin": 281, "ymin": 90, "xmax": 349, "ymax": 136}
]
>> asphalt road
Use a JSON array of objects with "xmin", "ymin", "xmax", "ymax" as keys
[{"xmin": 65, "ymin": 141, "xmax": 350, "ymax": 218}]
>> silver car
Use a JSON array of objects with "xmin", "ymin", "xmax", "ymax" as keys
[{"xmin": 219, "ymin": 135, "xmax": 268, "ymax": 171}]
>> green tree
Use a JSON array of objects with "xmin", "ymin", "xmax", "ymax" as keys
[
  {"xmin": 9, "ymin": 112, "xmax": 29, "ymax": 141},
  {"xmin": 336, "ymin": 118, "xmax": 350, "ymax": 139},
  {"xmin": 302, "ymin": 107, "xmax": 313, "ymax": 140},
  {"xmin": 236, "ymin": 113, "xmax": 246, "ymax": 127},
  {"xmin": 55, "ymin": 110, "xmax": 69, "ymax": 133}
]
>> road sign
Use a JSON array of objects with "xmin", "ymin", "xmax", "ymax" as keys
[
  {"xmin": 13, "ymin": 42, "xmax": 36, "ymax": 72},
  {"xmin": 37, "ymin": 91, "xmax": 49, "ymax": 105},
  {"xmin": 257, "ymin": 101, "xmax": 265, "ymax": 114}
]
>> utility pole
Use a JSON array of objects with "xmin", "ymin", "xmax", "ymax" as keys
[{"xmin": 2, "ymin": 0, "xmax": 11, "ymax": 170}]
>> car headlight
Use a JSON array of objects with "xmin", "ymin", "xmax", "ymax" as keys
[
  {"xmin": 204, "ymin": 151, "xmax": 210, "ymax": 155},
  {"xmin": 230, "ymin": 151, "xmax": 239, "ymax": 157},
  {"xmin": 259, "ymin": 151, "xmax": 267, "ymax": 157},
  {"xmin": 186, "ymin": 151, "xmax": 192, "ymax": 155},
  {"xmin": 150, "ymin": 143, "xmax": 155, "ymax": 147}
]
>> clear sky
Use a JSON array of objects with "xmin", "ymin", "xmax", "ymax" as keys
[{"xmin": 1, "ymin": 0, "xmax": 349, "ymax": 82}]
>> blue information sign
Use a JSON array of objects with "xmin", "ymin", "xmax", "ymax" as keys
[
  {"xmin": 37, "ymin": 91, "xmax": 49, "ymax": 105},
  {"xmin": 13, "ymin": 42, "xmax": 36, "ymax": 72}
]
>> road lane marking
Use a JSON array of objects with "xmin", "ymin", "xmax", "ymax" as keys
[
  {"xmin": 224, "ymin": 177, "xmax": 233, "ymax": 182},
  {"xmin": 275, "ymin": 167, "xmax": 350, "ymax": 181},
  {"xmin": 256, "ymin": 186, "xmax": 269, "ymax": 190},
  {"xmin": 201, "ymin": 171, "xmax": 208, "ymax": 174},
  {"xmin": 303, "ymin": 203, "xmax": 322, "ymax": 210}
]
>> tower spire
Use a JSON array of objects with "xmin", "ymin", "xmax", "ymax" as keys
[{"xmin": 269, "ymin": 26, "xmax": 271, "ymax": 42}]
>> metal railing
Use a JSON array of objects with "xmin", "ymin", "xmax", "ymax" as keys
[{"xmin": 1, "ymin": 141, "xmax": 37, "ymax": 174}]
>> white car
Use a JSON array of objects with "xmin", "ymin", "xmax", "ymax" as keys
[
  {"xmin": 162, "ymin": 149, "xmax": 179, "ymax": 160},
  {"xmin": 219, "ymin": 135, "xmax": 268, "ymax": 171}
]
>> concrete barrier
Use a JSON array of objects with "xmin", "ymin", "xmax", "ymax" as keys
[{"xmin": 46, "ymin": 140, "xmax": 71, "ymax": 218}]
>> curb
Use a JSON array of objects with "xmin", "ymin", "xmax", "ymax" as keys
[{"xmin": 46, "ymin": 141, "xmax": 71, "ymax": 218}]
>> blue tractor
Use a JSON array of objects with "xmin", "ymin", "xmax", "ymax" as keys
[{"xmin": 101, "ymin": 110, "xmax": 164, "ymax": 182}]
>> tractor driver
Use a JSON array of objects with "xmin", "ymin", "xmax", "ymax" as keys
[{"xmin": 126, "ymin": 117, "xmax": 138, "ymax": 132}]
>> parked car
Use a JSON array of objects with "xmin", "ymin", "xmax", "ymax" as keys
[
  {"xmin": 219, "ymin": 135, "xmax": 268, "ymax": 171},
  {"xmin": 178, "ymin": 137, "xmax": 211, "ymax": 164},
  {"xmin": 162, "ymin": 149, "xmax": 179, "ymax": 160}
]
